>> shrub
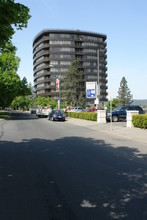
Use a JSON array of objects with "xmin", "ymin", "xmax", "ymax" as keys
[
  {"xmin": 0, "ymin": 111, "xmax": 9, "ymax": 119},
  {"xmin": 132, "ymin": 114, "xmax": 147, "ymax": 129},
  {"xmin": 67, "ymin": 112, "xmax": 97, "ymax": 121}
]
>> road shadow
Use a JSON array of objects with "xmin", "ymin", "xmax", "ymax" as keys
[
  {"xmin": 8, "ymin": 111, "xmax": 38, "ymax": 120},
  {"xmin": 0, "ymin": 137, "xmax": 147, "ymax": 219}
]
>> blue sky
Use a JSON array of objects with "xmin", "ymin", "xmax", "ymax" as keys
[{"xmin": 13, "ymin": 0, "xmax": 147, "ymax": 99}]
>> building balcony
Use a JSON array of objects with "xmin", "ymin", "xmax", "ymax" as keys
[
  {"xmin": 34, "ymin": 78, "xmax": 51, "ymax": 86},
  {"xmin": 34, "ymin": 70, "xmax": 51, "ymax": 79},
  {"xmin": 33, "ymin": 36, "xmax": 49, "ymax": 49},
  {"xmin": 33, "ymin": 58, "xmax": 50, "ymax": 69}
]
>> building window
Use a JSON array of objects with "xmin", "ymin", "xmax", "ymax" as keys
[
  {"xmin": 50, "ymin": 40, "xmax": 73, "ymax": 45},
  {"xmin": 83, "ymin": 62, "xmax": 97, "ymax": 67},
  {"xmin": 50, "ymin": 61, "xmax": 58, "ymax": 65},
  {"xmin": 82, "ymin": 42, "xmax": 98, "ymax": 47},
  {"xmin": 83, "ymin": 49, "xmax": 97, "ymax": 53},
  {"xmin": 50, "ymin": 54, "xmax": 75, "ymax": 59},
  {"xmin": 50, "ymin": 47, "xmax": 75, "ymax": 52},
  {"xmin": 50, "ymin": 68, "xmax": 68, "ymax": 72}
]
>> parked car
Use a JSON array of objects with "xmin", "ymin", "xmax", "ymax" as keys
[
  {"xmin": 106, "ymin": 105, "xmax": 144, "ymax": 122},
  {"xmin": 29, "ymin": 108, "xmax": 36, "ymax": 114},
  {"xmin": 70, "ymin": 107, "xmax": 84, "ymax": 112},
  {"xmin": 48, "ymin": 109, "xmax": 65, "ymax": 121},
  {"xmin": 36, "ymin": 106, "xmax": 52, "ymax": 117}
]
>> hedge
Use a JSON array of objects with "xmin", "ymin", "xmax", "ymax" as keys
[
  {"xmin": 0, "ymin": 111, "xmax": 9, "ymax": 119},
  {"xmin": 132, "ymin": 114, "xmax": 147, "ymax": 129},
  {"xmin": 67, "ymin": 112, "xmax": 97, "ymax": 121}
]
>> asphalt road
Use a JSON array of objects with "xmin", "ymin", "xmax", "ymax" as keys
[{"xmin": 0, "ymin": 111, "xmax": 147, "ymax": 220}]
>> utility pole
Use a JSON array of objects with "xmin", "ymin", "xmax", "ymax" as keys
[
  {"xmin": 95, "ymin": 49, "xmax": 100, "ymax": 109},
  {"xmin": 49, "ymin": 64, "xmax": 61, "ymax": 110},
  {"xmin": 56, "ymin": 75, "xmax": 61, "ymax": 110},
  {"xmin": 58, "ymin": 76, "xmax": 61, "ymax": 110}
]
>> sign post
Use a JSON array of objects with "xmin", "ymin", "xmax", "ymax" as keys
[{"xmin": 109, "ymin": 92, "xmax": 113, "ymax": 130}]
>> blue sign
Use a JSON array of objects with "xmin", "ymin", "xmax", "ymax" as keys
[
  {"xmin": 87, "ymin": 89, "xmax": 96, "ymax": 98},
  {"xmin": 86, "ymin": 82, "xmax": 96, "ymax": 98}
]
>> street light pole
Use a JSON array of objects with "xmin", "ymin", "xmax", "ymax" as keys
[
  {"xmin": 96, "ymin": 48, "xmax": 100, "ymax": 109},
  {"xmin": 56, "ymin": 75, "xmax": 61, "ymax": 110},
  {"xmin": 49, "ymin": 64, "xmax": 61, "ymax": 110},
  {"xmin": 35, "ymin": 89, "xmax": 37, "ymax": 110},
  {"xmin": 59, "ymin": 76, "xmax": 61, "ymax": 110}
]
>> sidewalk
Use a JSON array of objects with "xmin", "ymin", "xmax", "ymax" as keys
[{"xmin": 66, "ymin": 117, "xmax": 147, "ymax": 144}]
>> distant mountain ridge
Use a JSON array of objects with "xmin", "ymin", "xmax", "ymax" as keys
[{"xmin": 132, "ymin": 99, "xmax": 147, "ymax": 106}]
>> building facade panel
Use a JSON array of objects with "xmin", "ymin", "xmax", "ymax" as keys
[{"xmin": 33, "ymin": 29, "xmax": 108, "ymax": 105}]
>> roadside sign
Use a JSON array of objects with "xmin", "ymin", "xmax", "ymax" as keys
[
  {"xmin": 56, "ymin": 76, "xmax": 59, "ymax": 91},
  {"xmin": 95, "ymin": 99, "xmax": 99, "ymax": 105},
  {"xmin": 86, "ymin": 82, "xmax": 96, "ymax": 98}
]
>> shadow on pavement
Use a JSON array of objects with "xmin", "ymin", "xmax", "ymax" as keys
[
  {"xmin": 8, "ymin": 111, "xmax": 38, "ymax": 120},
  {"xmin": 0, "ymin": 137, "xmax": 147, "ymax": 219}
]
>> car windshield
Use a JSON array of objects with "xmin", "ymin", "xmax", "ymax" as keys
[
  {"xmin": 57, "ymin": 110, "xmax": 63, "ymax": 114},
  {"xmin": 113, "ymin": 106, "xmax": 123, "ymax": 111},
  {"xmin": 113, "ymin": 106, "xmax": 127, "ymax": 111},
  {"xmin": 113, "ymin": 106, "xmax": 128, "ymax": 111},
  {"xmin": 53, "ymin": 110, "xmax": 63, "ymax": 114}
]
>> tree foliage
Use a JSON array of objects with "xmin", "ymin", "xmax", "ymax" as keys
[
  {"xmin": 0, "ymin": 42, "xmax": 20, "ymax": 107},
  {"xmin": 37, "ymin": 97, "xmax": 57, "ymax": 109},
  {"xmin": 10, "ymin": 96, "xmax": 58, "ymax": 111},
  {"xmin": 10, "ymin": 96, "xmax": 33, "ymax": 110},
  {"xmin": 117, "ymin": 77, "xmax": 133, "ymax": 105},
  {"xmin": 0, "ymin": 43, "xmax": 32, "ymax": 107},
  {"xmin": 63, "ymin": 59, "xmax": 85, "ymax": 107},
  {"xmin": 18, "ymin": 77, "xmax": 32, "ymax": 96},
  {"xmin": 106, "ymin": 98, "xmax": 120, "ymax": 110},
  {"xmin": 0, "ymin": 0, "xmax": 31, "ymax": 48}
]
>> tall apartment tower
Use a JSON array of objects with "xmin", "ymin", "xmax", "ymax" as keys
[{"xmin": 33, "ymin": 29, "xmax": 108, "ymax": 106}]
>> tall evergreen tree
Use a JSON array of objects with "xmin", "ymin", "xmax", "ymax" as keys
[
  {"xmin": 117, "ymin": 77, "xmax": 133, "ymax": 105},
  {"xmin": 63, "ymin": 60, "xmax": 85, "ymax": 107},
  {"xmin": 18, "ymin": 77, "xmax": 32, "ymax": 96}
]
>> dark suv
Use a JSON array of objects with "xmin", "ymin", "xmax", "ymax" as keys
[{"xmin": 106, "ymin": 105, "xmax": 144, "ymax": 122}]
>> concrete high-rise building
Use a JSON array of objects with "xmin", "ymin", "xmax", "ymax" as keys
[{"xmin": 33, "ymin": 29, "xmax": 108, "ymax": 106}]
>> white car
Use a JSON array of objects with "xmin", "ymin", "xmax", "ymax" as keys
[
  {"xmin": 71, "ymin": 107, "xmax": 84, "ymax": 112},
  {"xmin": 36, "ymin": 106, "xmax": 52, "ymax": 117}
]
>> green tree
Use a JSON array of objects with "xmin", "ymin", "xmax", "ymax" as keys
[
  {"xmin": 105, "ymin": 98, "xmax": 120, "ymax": 110},
  {"xmin": 18, "ymin": 77, "xmax": 32, "ymax": 96},
  {"xmin": 10, "ymin": 96, "xmax": 20, "ymax": 109},
  {"xmin": 11, "ymin": 96, "xmax": 33, "ymax": 110},
  {"xmin": 0, "ymin": 42, "xmax": 21, "ymax": 107},
  {"xmin": 37, "ymin": 97, "xmax": 57, "ymax": 109},
  {"xmin": 78, "ymin": 92, "xmax": 86, "ymax": 107},
  {"xmin": 117, "ymin": 77, "xmax": 133, "ymax": 105},
  {"xmin": 0, "ymin": 43, "xmax": 32, "ymax": 108},
  {"xmin": 63, "ymin": 59, "xmax": 85, "ymax": 107},
  {"xmin": 0, "ymin": 0, "xmax": 31, "ymax": 48},
  {"xmin": 19, "ymin": 96, "xmax": 30, "ymax": 110}
]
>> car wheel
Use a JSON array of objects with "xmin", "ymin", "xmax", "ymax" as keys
[{"xmin": 112, "ymin": 115, "xmax": 118, "ymax": 122}]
